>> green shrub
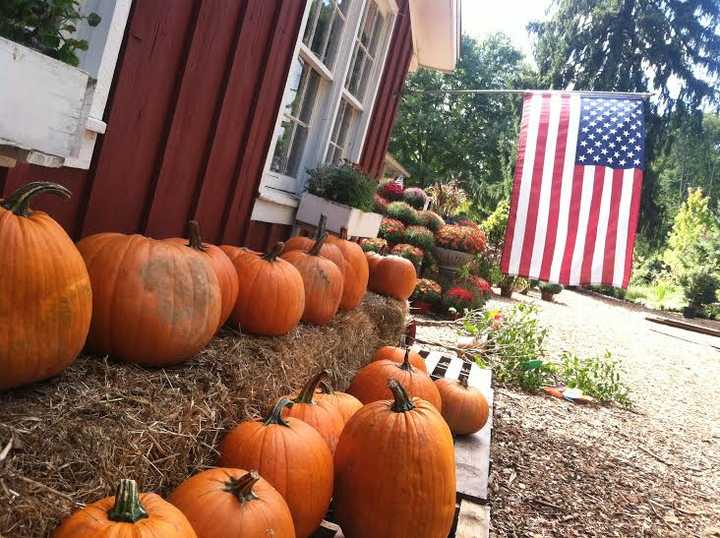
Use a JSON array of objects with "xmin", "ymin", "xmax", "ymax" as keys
[
  {"xmin": 307, "ymin": 163, "xmax": 375, "ymax": 211},
  {"xmin": 681, "ymin": 268, "xmax": 720, "ymax": 307},
  {"xmin": 417, "ymin": 210, "xmax": 445, "ymax": 232},
  {"xmin": 0, "ymin": 0, "xmax": 101, "ymax": 66},
  {"xmin": 402, "ymin": 225, "xmax": 435, "ymax": 250},
  {"xmin": 480, "ymin": 199, "xmax": 510, "ymax": 248},
  {"xmin": 386, "ymin": 201, "xmax": 420, "ymax": 225},
  {"xmin": 378, "ymin": 217, "xmax": 405, "ymax": 243},
  {"xmin": 558, "ymin": 351, "xmax": 631, "ymax": 406},
  {"xmin": 539, "ymin": 282, "xmax": 563, "ymax": 295}
]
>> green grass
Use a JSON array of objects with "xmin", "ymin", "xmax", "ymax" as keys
[{"xmin": 624, "ymin": 282, "xmax": 686, "ymax": 311}]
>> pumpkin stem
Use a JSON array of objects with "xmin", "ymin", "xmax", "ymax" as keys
[
  {"xmin": 458, "ymin": 375, "xmax": 470, "ymax": 389},
  {"xmin": 107, "ymin": 479, "xmax": 149, "ymax": 523},
  {"xmin": 224, "ymin": 470, "xmax": 260, "ymax": 503},
  {"xmin": 0, "ymin": 181, "xmax": 71, "ymax": 217},
  {"xmin": 186, "ymin": 220, "xmax": 207, "ymax": 251},
  {"xmin": 389, "ymin": 380, "xmax": 416, "ymax": 413},
  {"xmin": 309, "ymin": 233, "xmax": 328, "ymax": 256},
  {"xmin": 263, "ymin": 398, "xmax": 294, "ymax": 427},
  {"xmin": 339, "ymin": 227, "xmax": 348, "ymax": 240},
  {"xmin": 263, "ymin": 242, "xmax": 285, "ymax": 261},
  {"xmin": 398, "ymin": 348, "xmax": 414, "ymax": 372},
  {"xmin": 313, "ymin": 214, "xmax": 328, "ymax": 241},
  {"xmin": 295, "ymin": 369, "xmax": 331, "ymax": 404},
  {"xmin": 318, "ymin": 379, "xmax": 335, "ymax": 395}
]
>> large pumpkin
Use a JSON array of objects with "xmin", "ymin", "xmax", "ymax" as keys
[
  {"xmin": 365, "ymin": 251, "xmax": 383, "ymax": 278},
  {"xmin": 282, "ymin": 370, "xmax": 345, "ymax": 453},
  {"xmin": 168, "ymin": 221, "xmax": 238, "ymax": 330},
  {"xmin": 348, "ymin": 353, "xmax": 441, "ymax": 411},
  {"xmin": 169, "ymin": 468, "xmax": 295, "ymax": 538},
  {"xmin": 316, "ymin": 379, "xmax": 363, "ymax": 424},
  {"xmin": 435, "ymin": 377, "xmax": 490, "ymax": 435},
  {"xmin": 219, "ymin": 399, "xmax": 333, "ymax": 538},
  {"xmin": 368, "ymin": 255, "xmax": 416, "ymax": 301},
  {"xmin": 282, "ymin": 235, "xmax": 343, "ymax": 325},
  {"xmin": 372, "ymin": 346, "xmax": 427, "ymax": 373},
  {"xmin": 334, "ymin": 380, "xmax": 456, "ymax": 538},
  {"xmin": 0, "ymin": 182, "xmax": 92, "ymax": 391},
  {"xmin": 220, "ymin": 242, "xmax": 304, "ymax": 336},
  {"xmin": 326, "ymin": 230, "xmax": 369, "ymax": 310},
  {"xmin": 77, "ymin": 233, "xmax": 221, "ymax": 366},
  {"xmin": 284, "ymin": 215, "xmax": 346, "ymax": 277},
  {"xmin": 53, "ymin": 479, "xmax": 197, "ymax": 538}
]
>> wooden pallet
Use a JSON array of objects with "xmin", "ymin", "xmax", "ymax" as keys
[{"xmin": 313, "ymin": 348, "xmax": 493, "ymax": 538}]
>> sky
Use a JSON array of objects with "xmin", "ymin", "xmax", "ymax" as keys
[{"xmin": 462, "ymin": 0, "xmax": 553, "ymax": 60}]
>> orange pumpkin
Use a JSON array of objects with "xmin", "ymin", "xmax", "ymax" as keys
[
  {"xmin": 334, "ymin": 380, "xmax": 456, "ymax": 538},
  {"xmin": 435, "ymin": 377, "xmax": 490, "ymax": 435},
  {"xmin": 169, "ymin": 468, "xmax": 295, "ymax": 538},
  {"xmin": 326, "ymin": 230, "xmax": 369, "ymax": 310},
  {"xmin": 168, "ymin": 221, "xmax": 238, "ymax": 330},
  {"xmin": 369, "ymin": 254, "xmax": 417, "ymax": 301},
  {"xmin": 282, "ymin": 370, "xmax": 345, "ymax": 453},
  {"xmin": 284, "ymin": 215, "xmax": 347, "ymax": 278},
  {"xmin": 221, "ymin": 242, "xmax": 305, "ymax": 336},
  {"xmin": 372, "ymin": 346, "xmax": 428, "ymax": 373},
  {"xmin": 77, "ymin": 233, "xmax": 221, "ymax": 366},
  {"xmin": 53, "ymin": 479, "xmax": 197, "ymax": 538},
  {"xmin": 0, "ymin": 182, "xmax": 93, "ymax": 390},
  {"xmin": 365, "ymin": 251, "xmax": 383, "ymax": 278},
  {"xmin": 282, "ymin": 235, "xmax": 343, "ymax": 325},
  {"xmin": 348, "ymin": 353, "xmax": 442, "ymax": 411},
  {"xmin": 316, "ymin": 379, "xmax": 363, "ymax": 424},
  {"xmin": 219, "ymin": 399, "xmax": 333, "ymax": 538}
]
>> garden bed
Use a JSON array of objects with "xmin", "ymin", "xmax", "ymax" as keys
[{"xmin": 0, "ymin": 292, "xmax": 406, "ymax": 538}]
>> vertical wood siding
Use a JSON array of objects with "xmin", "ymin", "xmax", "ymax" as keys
[
  {"xmin": 0, "ymin": 0, "xmax": 303, "ymax": 247},
  {"xmin": 0, "ymin": 0, "xmax": 413, "ymax": 250}
]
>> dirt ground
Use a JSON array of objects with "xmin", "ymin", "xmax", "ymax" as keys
[{"xmin": 417, "ymin": 289, "xmax": 720, "ymax": 538}]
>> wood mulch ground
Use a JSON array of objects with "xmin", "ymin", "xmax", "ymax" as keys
[{"xmin": 416, "ymin": 289, "xmax": 720, "ymax": 538}]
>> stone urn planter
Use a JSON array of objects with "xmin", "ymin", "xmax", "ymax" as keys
[{"xmin": 432, "ymin": 245, "xmax": 474, "ymax": 286}]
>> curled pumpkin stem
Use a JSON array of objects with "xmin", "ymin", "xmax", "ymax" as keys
[
  {"xmin": 263, "ymin": 398, "xmax": 294, "ymax": 427},
  {"xmin": 389, "ymin": 379, "xmax": 415, "ymax": 413},
  {"xmin": 1, "ymin": 181, "xmax": 71, "ymax": 217},
  {"xmin": 224, "ymin": 470, "xmax": 260, "ymax": 503},
  {"xmin": 263, "ymin": 242, "xmax": 285, "ymax": 261},
  {"xmin": 295, "ymin": 369, "xmax": 331, "ymax": 404},
  {"xmin": 107, "ymin": 479, "xmax": 149, "ymax": 523},
  {"xmin": 186, "ymin": 220, "xmax": 207, "ymax": 251}
]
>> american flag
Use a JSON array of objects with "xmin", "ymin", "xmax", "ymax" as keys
[{"xmin": 501, "ymin": 92, "xmax": 645, "ymax": 288}]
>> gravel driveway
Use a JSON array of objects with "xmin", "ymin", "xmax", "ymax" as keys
[{"xmin": 417, "ymin": 289, "xmax": 720, "ymax": 537}]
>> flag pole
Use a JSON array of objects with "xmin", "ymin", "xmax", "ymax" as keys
[{"xmin": 405, "ymin": 89, "xmax": 653, "ymax": 99}]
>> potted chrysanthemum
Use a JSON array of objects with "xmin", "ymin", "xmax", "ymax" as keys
[
  {"xmin": 433, "ymin": 224, "xmax": 487, "ymax": 281},
  {"xmin": 410, "ymin": 278, "xmax": 442, "ymax": 314}
]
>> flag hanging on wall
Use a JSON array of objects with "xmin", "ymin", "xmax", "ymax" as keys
[{"xmin": 501, "ymin": 92, "xmax": 645, "ymax": 288}]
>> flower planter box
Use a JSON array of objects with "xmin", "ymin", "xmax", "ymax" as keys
[
  {"xmin": 296, "ymin": 192, "xmax": 383, "ymax": 238},
  {"xmin": 0, "ymin": 37, "xmax": 90, "ymax": 167}
]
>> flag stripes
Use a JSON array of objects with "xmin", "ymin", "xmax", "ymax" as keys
[{"xmin": 501, "ymin": 92, "xmax": 644, "ymax": 288}]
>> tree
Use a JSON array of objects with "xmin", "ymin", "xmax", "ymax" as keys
[
  {"xmin": 389, "ymin": 34, "xmax": 533, "ymax": 218},
  {"xmin": 530, "ymin": 0, "xmax": 720, "ymax": 244}
]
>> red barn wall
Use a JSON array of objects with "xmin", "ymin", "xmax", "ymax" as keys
[{"xmin": 0, "ymin": 0, "xmax": 413, "ymax": 251}]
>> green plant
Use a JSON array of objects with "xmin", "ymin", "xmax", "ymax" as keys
[
  {"xmin": 0, "ymin": 0, "xmax": 101, "ymax": 66},
  {"xmin": 411, "ymin": 278, "xmax": 442, "ymax": 304},
  {"xmin": 480, "ymin": 200, "xmax": 510, "ymax": 247},
  {"xmin": 391, "ymin": 243, "xmax": 424, "ymax": 268},
  {"xmin": 426, "ymin": 180, "xmax": 468, "ymax": 218},
  {"xmin": 681, "ymin": 268, "xmax": 720, "ymax": 307},
  {"xmin": 359, "ymin": 237, "xmax": 388, "ymax": 254},
  {"xmin": 386, "ymin": 201, "xmax": 420, "ymax": 225},
  {"xmin": 539, "ymin": 282, "xmax": 563, "ymax": 295},
  {"xmin": 307, "ymin": 163, "xmax": 375, "ymax": 211},
  {"xmin": 378, "ymin": 217, "xmax": 405, "ymax": 244},
  {"xmin": 435, "ymin": 224, "xmax": 487, "ymax": 254},
  {"xmin": 558, "ymin": 351, "xmax": 631, "ymax": 406},
  {"xmin": 402, "ymin": 187, "xmax": 428, "ymax": 209},
  {"xmin": 402, "ymin": 225, "xmax": 435, "ymax": 250},
  {"xmin": 417, "ymin": 210, "xmax": 445, "ymax": 232},
  {"xmin": 464, "ymin": 305, "xmax": 551, "ymax": 391}
]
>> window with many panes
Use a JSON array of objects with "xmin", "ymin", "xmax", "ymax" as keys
[{"xmin": 262, "ymin": 0, "xmax": 396, "ymax": 197}]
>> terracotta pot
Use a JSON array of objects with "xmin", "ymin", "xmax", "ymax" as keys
[
  {"xmin": 500, "ymin": 284, "xmax": 513, "ymax": 298},
  {"xmin": 541, "ymin": 290, "xmax": 555, "ymax": 302}
]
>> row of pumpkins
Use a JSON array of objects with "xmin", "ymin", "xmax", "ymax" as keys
[
  {"xmin": 54, "ymin": 345, "xmax": 490, "ymax": 538},
  {"xmin": 0, "ymin": 183, "xmax": 417, "ymax": 391}
]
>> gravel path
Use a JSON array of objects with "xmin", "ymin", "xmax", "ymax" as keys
[{"xmin": 417, "ymin": 289, "xmax": 720, "ymax": 538}]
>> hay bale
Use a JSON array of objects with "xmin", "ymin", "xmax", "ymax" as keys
[{"xmin": 0, "ymin": 293, "xmax": 405, "ymax": 537}]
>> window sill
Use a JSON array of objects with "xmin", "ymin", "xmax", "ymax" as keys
[{"xmin": 257, "ymin": 187, "xmax": 300, "ymax": 208}]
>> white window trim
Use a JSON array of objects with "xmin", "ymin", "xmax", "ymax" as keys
[{"xmin": 65, "ymin": 0, "xmax": 133, "ymax": 169}]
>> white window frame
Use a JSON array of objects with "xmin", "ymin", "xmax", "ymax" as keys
[
  {"xmin": 255, "ymin": 0, "xmax": 398, "ymax": 215},
  {"xmin": 65, "ymin": 0, "xmax": 133, "ymax": 169}
]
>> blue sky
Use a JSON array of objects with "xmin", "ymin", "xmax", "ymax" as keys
[{"xmin": 462, "ymin": 0, "xmax": 553, "ymax": 60}]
